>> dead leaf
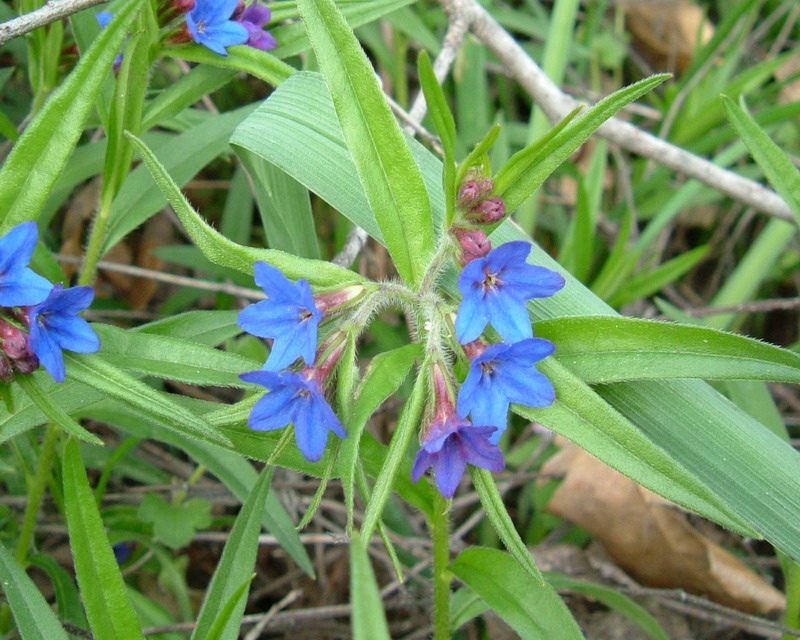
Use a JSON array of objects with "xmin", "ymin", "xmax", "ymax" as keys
[
  {"xmin": 541, "ymin": 441, "xmax": 786, "ymax": 615},
  {"xmin": 620, "ymin": 0, "xmax": 714, "ymax": 74},
  {"xmin": 128, "ymin": 215, "xmax": 173, "ymax": 310}
]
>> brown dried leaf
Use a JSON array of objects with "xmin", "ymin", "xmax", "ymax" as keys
[
  {"xmin": 541, "ymin": 441, "xmax": 786, "ymax": 615},
  {"xmin": 128, "ymin": 214, "xmax": 173, "ymax": 310},
  {"xmin": 621, "ymin": 0, "xmax": 714, "ymax": 73}
]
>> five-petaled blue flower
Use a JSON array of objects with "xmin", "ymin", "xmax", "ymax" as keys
[
  {"xmin": 235, "ymin": 1, "xmax": 277, "ymax": 50},
  {"xmin": 457, "ymin": 338, "xmax": 556, "ymax": 443},
  {"xmin": 455, "ymin": 241, "xmax": 564, "ymax": 344},
  {"xmin": 0, "ymin": 222, "xmax": 54, "ymax": 308},
  {"xmin": 28, "ymin": 284, "xmax": 100, "ymax": 383},
  {"xmin": 238, "ymin": 261, "xmax": 322, "ymax": 371},
  {"xmin": 187, "ymin": 0, "xmax": 248, "ymax": 56},
  {"xmin": 239, "ymin": 368, "xmax": 347, "ymax": 462},
  {"xmin": 411, "ymin": 415, "xmax": 504, "ymax": 498}
]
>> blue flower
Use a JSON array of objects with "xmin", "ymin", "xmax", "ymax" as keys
[
  {"xmin": 235, "ymin": 1, "xmax": 277, "ymax": 50},
  {"xmin": 455, "ymin": 241, "xmax": 564, "ymax": 344},
  {"xmin": 0, "ymin": 222, "xmax": 53, "ymax": 307},
  {"xmin": 411, "ymin": 415, "xmax": 504, "ymax": 498},
  {"xmin": 28, "ymin": 284, "xmax": 100, "ymax": 382},
  {"xmin": 186, "ymin": 0, "xmax": 248, "ymax": 56},
  {"xmin": 457, "ymin": 338, "xmax": 555, "ymax": 443},
  {"xmin": 239, "ymin": 368, "xmax": 346, "ymax": 462},
  {"xmin": 238, "ymin": 261, "xmax": 322, "ymax": 371}
]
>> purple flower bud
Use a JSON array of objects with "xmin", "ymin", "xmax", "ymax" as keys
[
  {"xmin": 0, "ymin": 320, "xmax": 30, "ymax": 361},
  {"xmin": 467, "ymin": 196, "xmax": 506, "ymax": 224},
  {"xmin": 457, "ymin": 180, "xmax": 482, "ymax": 210},
  {"xmin": 475, "ymin": 176, "xmax": 494, "ymax": 197},
  {"xmin": 13, "ymin": 351, "xmax": 39, "ymax": 375},
  {"xmin": 0, "ymin": 354, "xmax": 12, "ymax": 384},
  {"xmin": 452, "ymin": 227, "xmax": 491, "ymax": 266},
  {"xmin": 313, "ymin": 284, "xmax": 365, "ymax": 314}
]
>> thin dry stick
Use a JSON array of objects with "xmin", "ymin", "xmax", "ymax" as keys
[
  {"xmin": 406, "ymin": 0, "xmax": 472, "ymax": 126},
  {"xmin": 459, "ymin": 0, "xmax": 796, "ymax": 223},
  {"xmin": 243, "ymin": 589, "xmax": 302, "ymax": 640},
  {"xmin": 55, "ymin": 253, "xmax": 265, "ymax": 299},
  {"xmin": 0, "ymin": 0, "xmax": 108, "ymax": 46}
]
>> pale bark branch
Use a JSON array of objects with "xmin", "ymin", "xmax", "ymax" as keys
[
  {"xmin": 0, "ymin": 0, "xmax": 108, "ymax": 47},
  {"xmin": 460, "ymin": 0, "xmax": 796, "ymax": 223}
]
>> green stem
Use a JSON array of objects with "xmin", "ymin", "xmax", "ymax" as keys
[
  {"xmin": 360, "ymin": 370, "xmax": 428, "ymax": 543},
  {"xmin": 78, "ymin": 196, "xmax": 114, "ymax": 286},
  {"xmin": 783, "ymin": 561, "xmax": 800, "ymax": 640},
  {"xmin": 15, "ymin": 424, "xmax": 60, "ymax": 566},
  {"xmin": 431, "ymin": 491, "xmax": 452, "ymax": 640}
]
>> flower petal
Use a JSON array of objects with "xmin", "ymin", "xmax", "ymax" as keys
[
  {"xmin": 29, "ymin": 322, "xmax": 65, "ymax": 382},
  {"xmin": 431, "ymin": 440, "xmax": 467, "ymax": 498},
  {"xmin": 461, "ymin": 428, "xmax": 505, "ymax": 471},
  {"xmin": 411, "ymin": 448, "xmax": 433, "ymax": 483},
  {"xmin": 486, "ymin": 296, "xmax": 532, "ymax": 343},
  {"xmin": 0, "ymin": 269, "xmax": 52, "ymax": 307},
  {"xmin": 44, "ymin": 316, "xmax": 100, "ymax": 353},
  {"xmin": 0, "ymin": 221, "xmax": 37, "ymax": 275},
  {"xmin": 455, "ymin": 290, "xmax": 488, "ymax": 344},
  {"xmin": 254, "ymin": 261, "xmax": 299, "ymax": 302}
]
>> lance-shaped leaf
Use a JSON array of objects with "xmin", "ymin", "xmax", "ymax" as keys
[
  {"xmin": 451, "ymin": 548, "xmax": 583, "ymax": 640},
  {"xmin": 0, "ymin": 544, "xmax": 70, "ymax": 640},
  {"xmin": 0, "ymin": 0, "xmax": 140, "ymax": 230},
  {"xmin": 63, "ymin": 439, "xmax": 145, "ymax": 640},
  {"xmin": 126, "ymin": 132, "xmax": 364, "ymax": 288},
  {"xmin": 537, "ymin": 315, "xmax": 800, "ymax": 384},
  {"xmin": 295, "ymin": 0, "xmax": 435, "ymax": 288}
]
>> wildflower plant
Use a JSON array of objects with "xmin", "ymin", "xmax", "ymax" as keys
[{"xmin": 2, "ymin": 0, "xmax": 800, "ymax": 638}]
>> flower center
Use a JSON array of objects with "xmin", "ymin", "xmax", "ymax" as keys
[
  {"xmin": 479, "ymin": 360, "xmax": 496, "ymax": 376},
  {"xmin": 196, "ymin": 20, "xmax": 206, "ymax": 33},
  {"xmin": 480, "ymin": 267, "xmax": 499, "ymax": 291},
  {"xmin": 299, "ymin": 308, "xmax": 313, "ymax": 322}
]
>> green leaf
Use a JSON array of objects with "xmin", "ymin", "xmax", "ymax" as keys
[
  {"xmin": 103, "ymin": 105, "xmax": 257, "ymax": 253},
  {"xmin": 94, "ymin": 324, "xmax": 258, "ymax": 387},
  {"xmin": 418, "ymin": 50, "xmax": 456, "ymax": 224},
  {"xmin": 28, "ymin": 553, "xmax": 86, "ymax": 626},
  {"xmin": 537, "ymin": 315, "xmax": 800, "ymax": 384},
  {"xmin": 236, "ymin": 148, "xmax": 321, "ymax": 258},
  {"xmin": 0, "ymin": 543, "xmax": 70, "ymax": 640},
  {"xmin": 296, "ymin": 0, "xmax": 435, "ymax": 287},
  {"xmin": 450, "ymin": 548, "xmax": 583, "ymax": 640},
  {"xmin": 545, "ymin": 573, "xmax": 668, "ymax": 640},
  {"xmin": 133, "ymin": 310, "xmax": 240, "ymax": 345},
  {"xmin": 65, "ymin": 352, "xmax": 231, "ymax": 447},
  {"xmin": 470, "ymin": 467, "xmax": 543, "ymax": 584},
  {"xmin": 722, "ymin": 95, "xmax": 800, "ymax": 224},
  {"xmin": 138, "ymin": 493, "xmax": 212, "ymax": 549},
  {"xmin": 341, "ymin": 344, "xmax": 420, "ymax": 531},
  {"xmin": 494, "ymin": 74, "xmax": 670, "ymax": 213},
  {"xmin": 608, "ymin": 245, "xmax": 710, "ymax": 307},
  {"xmin": 351, "ymin": 534, "xmax": 392, "ymax": 640},
  {"xmin": 62, "ymin": 439, "xmax": 145, "ymax": 640},
  {"xmin": 191, "ymin": 466, "xmax": 272, "ymax": 640},
  {"xmin": 125, "ymin": 131, "xmax": 365, "ymax": 288},
  {"xmin": 171, "ymin": 43, "xmax": 295, "ymax": 87},
  {"xmin": 15, "ymin": 374, "xmax": 103, "ymax": 445},
  {"xmin": 523, "ymin": 358, "xmax": 753, "ymax": 534},
  {"xmin": 359, "ymin": 369, "xmax": 428, "ymax": 541},
  {"xmin": 142, "ymin": 64, "xmax": 238, "ymax": 130},
  {"xmin": 0, "ymin": 0, "xmax": 140, "ymax": 230}
]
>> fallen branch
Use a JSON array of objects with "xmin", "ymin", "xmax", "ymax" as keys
[{"xmin": 0, "ymin": 0, "xmax": 108, "ymax": 47}]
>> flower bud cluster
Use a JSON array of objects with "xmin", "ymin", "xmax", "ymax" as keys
[
  {"xmin": 0, "ymin": 223, "xmax": 100, "ymax": 384},
  {"xmin": 237, "ymin": 261, "xmax": 366, "ymax": 462},
  {"xmin": 451, "ymin": 174, "xmax": 509, "ymax": 266}
]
